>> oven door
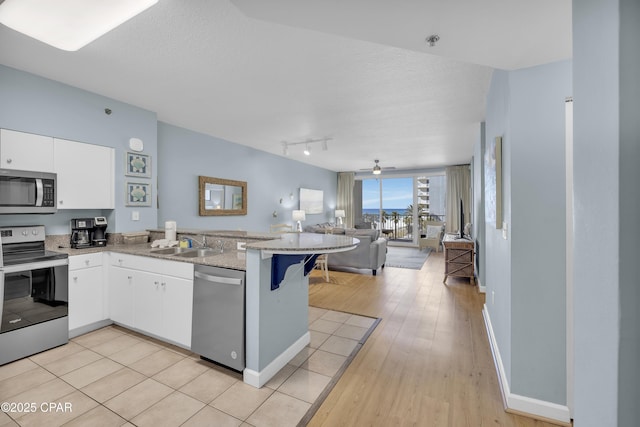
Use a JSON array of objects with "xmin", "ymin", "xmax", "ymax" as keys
[{"xmin": 0, "ymin": 258, "xmax": 68, "ymax": 334}]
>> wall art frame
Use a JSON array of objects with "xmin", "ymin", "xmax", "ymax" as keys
[
  {"xmin": 125, "ymin": 181, "xmax": 152, "ymax": 206},
  {"xmin": 300, "ymin": 188, "xmax": 324, "ymax": 214},
  {"xmin": 125, "ymin": 151, "xmax": 151, "ymax": 178},
  {"xmin": 484, "ymin": 136, "xmax": 503, "ymax": 229}
]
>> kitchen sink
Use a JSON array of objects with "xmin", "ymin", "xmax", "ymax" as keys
[
  {"xmin": 150, "ymin": 247, "xmax": 193, "ymax": 255},
  {"xmin": 174, "ymin": 248, "xmax": 222, "ymax": 258}
]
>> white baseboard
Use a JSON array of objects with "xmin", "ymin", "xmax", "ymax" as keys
[
  {"xmin": 482, "ymin": 305, "xmax": 571, "ymax": 425},
  {"xmin": 476, "ymin": 276, "xmax": 486, "ymax": 293},
  {"xmin": 244, "ymin": 331, "xmax": 310, "ymax": 388}
]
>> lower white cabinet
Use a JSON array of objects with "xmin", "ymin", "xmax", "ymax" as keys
[
  {"xmin": 108, "ymin": 253, "xmax": 194, "ymax": 348},
  {"xmin": 109, "ymin": 265, "xmax": 135, "ymax": 328},
  {"xmin": 68, "ymin": 253, "xmax": 108, "ymax": 331}
]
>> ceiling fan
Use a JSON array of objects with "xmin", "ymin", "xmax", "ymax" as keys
[{"xmin": 359, "ymin": 159, "xmax": 396, "ymax": 175}]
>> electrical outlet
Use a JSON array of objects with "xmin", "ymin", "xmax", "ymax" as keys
[{"xmin": 131, "ymin": 211, "xmax": 140, "ymax": 221}]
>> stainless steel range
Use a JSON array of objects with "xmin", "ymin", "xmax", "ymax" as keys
[{"xmin": 0, "ymin": 225, "xmax": 69, "ymax": 365}]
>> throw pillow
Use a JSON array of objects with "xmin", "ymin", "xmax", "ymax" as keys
[{"xmin": 425, "ymin": 225, "xmax": 441, "ymax": 239}]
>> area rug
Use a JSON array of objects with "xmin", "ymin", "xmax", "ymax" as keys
[
  {"xmin": 298, "ymin": 308, "xmax": 381, "ymax": 426},
  {"xmin": 384, "ymin": 246, "xmax": 431, "ymax": 269}
]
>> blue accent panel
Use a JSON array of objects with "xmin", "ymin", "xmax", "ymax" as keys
[{"xmin": 271, "ymin": 254, "xmax": 319, "ymax": 290}]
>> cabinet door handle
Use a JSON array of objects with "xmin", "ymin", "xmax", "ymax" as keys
[
  {"xmin": 6, "ymin": 158, "xmax": 12, "ymax": 164},
  {"xmin": 127, "ymin": 275, "xmax": 133, "ymax": 280},
  {"xmin": 73, "ymin": 276, "xmax": 78, "ymax": 281},
  {"xmin": 85, "ymin": 259, "xmax": 90, "ymax": 266}
]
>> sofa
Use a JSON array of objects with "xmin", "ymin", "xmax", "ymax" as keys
[{"xmin": 304, "ymin": 225, "xmax": 387, "ymax": 275}]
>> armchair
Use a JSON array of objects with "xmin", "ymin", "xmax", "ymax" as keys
[{"xmin": 419, "ymin": 221, "xmax": 445, "ymax": 252}]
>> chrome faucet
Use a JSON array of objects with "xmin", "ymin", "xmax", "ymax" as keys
[
  {"xmin": 189, "ymin": 234, "xmax": 208, "ymax": 248},
  {"xmin": 216, "ymin": 240, "xmax": 224, "ymax": 253}
]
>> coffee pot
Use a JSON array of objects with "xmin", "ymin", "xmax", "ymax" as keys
[{"xmin": 70, "ymin": 218, "xmax": 94, "ymax": 249}]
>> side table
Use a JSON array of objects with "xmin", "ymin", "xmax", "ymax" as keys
[{"xmin": 442, "ymin": 234, "xmax": 475, "ymax": 285}]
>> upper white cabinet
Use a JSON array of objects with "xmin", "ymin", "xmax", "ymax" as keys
[
  {"xmin": 0, "ymin": 129, "xmax": 55, "ymax": 172},
  {"xmin": 54, "ymin": 138, "xmax": 115, "ymax": 209}
]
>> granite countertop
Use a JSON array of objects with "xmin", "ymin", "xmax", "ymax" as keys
[
  {"xmin": 245, "ymin": 232, "xmax": 359, "ymax": 254},
  {"xmin": 52, "ymin": 243, "xmax": 247, "ymax": 271},
  {"xmin": 147, "ymin": 228, "xmax": 277, "ymax": 240},
  {"xmin": 50, "ymin": 230, "xmax": 357, "ymax": 270}
]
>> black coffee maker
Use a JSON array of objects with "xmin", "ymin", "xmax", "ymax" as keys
[
  {"xmin": 70, "ymin": 218, "xmax": 94, "ymax": 249},
  {"xmin": 92, "ymin": 217, "xmax": 108, "ymax": 247}
]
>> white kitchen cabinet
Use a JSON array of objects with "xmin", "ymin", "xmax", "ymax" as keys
[
  {"xmin": 54, "ymin": 138, "xmax": 115, "ymax": 209},
  {"xmin": 0, "ymin": 129, "xmax": 54, "ymax": 172},
  {"xmin": 109, "ymin": 254, "xmax": 194, "ymax": 348},
  {"xmin": 160, "ymin": 275, "xmax": 193, "ymax": 347},
  {"xmin": 132, "ymin": 270, "xmax": 164, "ymax": 338},
  {"xmin": 109, "ymin": 265, "xmax": 135, "ymax": 328},
  {"xmin": 68, "ymin": 253, "xmax": 108, "ymax": 332}
]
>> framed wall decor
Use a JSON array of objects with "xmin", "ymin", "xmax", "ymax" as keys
[
  {"xmin": 125, "ymin": 151, "xmax": 151, "ymax": 178},
  {"xmin": 484, "ymin": 136, "xmax": 503, "ymax": 229},
  {"xmin": 126, "ymin": 181, "xmax": 152, "ymax": 206},
  {"xmin": 300, "ymin": 188, "xmax": 323, "ymax": 214}
]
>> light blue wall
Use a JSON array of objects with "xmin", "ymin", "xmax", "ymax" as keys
[
  {"xmin": 0, "ymin": 65, "xmax": 337, "ymax": 236},
  {"xmin": 618, "ymin": 0, "xmax": 640, "ymax": 424},
  {"xmin": 472, "ymin": 123, "xmax": 485, "ymax": 287},
  {"xmin": 573, "ymin": 0, "xmax": 640, "ymax": 425},
  {"xmin": 479, "ymin": 60, "xmax": 571, "ymax": 405},
  {"xmin": 157, "ymin": 122, "xmax": 337, "ymax": 232},
  {"xmin": 0, "ymin": 65, "xmax": 158, "ymax": 234},
  {"xmin": 483, "ymin": 69, "xmax": 512, "ymax": 384},
  {"xmin": 509, "ymin": 60, "xmax": 571, "ymax": 403}
]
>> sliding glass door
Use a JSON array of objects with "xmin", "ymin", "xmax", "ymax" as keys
[{"xmin": 359, "ymin": 174, "xmax": 446, "ymax": 246}]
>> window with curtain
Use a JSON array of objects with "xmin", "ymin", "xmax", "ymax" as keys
[{"xmin": 445, "ymin": 165, "xmax": 471, "ymax": 233}]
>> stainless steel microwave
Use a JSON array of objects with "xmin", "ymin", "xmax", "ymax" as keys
[{"xmin": 0, "ymin": 169, "xmax": 57, "ymax": 214}]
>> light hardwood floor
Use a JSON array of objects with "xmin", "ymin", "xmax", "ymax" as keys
[{"xmin": 307, "ymin": 250, "xmax": 559, "ymax": 427}]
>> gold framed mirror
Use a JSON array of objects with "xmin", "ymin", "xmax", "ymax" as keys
[{"xmin": 198, "ymin": 176, "xmax": 247, "ymax": 216}]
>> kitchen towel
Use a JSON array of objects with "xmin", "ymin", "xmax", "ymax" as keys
[{"xmin": 165, "ymin": 220, "xmax": 177, "ymax": 241}]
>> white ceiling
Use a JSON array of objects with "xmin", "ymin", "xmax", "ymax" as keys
[{"xmin": 0, "ymin": 0, "xmax": 571, "ymax": 173}]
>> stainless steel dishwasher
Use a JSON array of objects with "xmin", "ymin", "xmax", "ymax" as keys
[{"xmin": 191, "ymin": 264, "xmax": 246, "ymax": 371}]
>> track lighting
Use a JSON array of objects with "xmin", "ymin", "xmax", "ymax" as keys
[{"xmin": 281, "ymin": 137, "xmax": 332, "ymax": 157}]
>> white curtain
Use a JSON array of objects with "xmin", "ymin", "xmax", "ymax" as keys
[
  {"xmin": 445, "ymin": 165, "xmax": 471, "ymax": 233},
  {"xmin": 337, "ymin": 172, "xmax": 355, "ymax": 228}
]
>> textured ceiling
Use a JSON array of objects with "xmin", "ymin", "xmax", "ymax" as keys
[{"xmin": 0, "ymin": 0, "xmax": 571, "ymax": 173}]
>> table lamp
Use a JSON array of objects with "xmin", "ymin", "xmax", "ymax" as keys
[
  {"xmin": 292, "ymin": 210, "xmax": 306, "ymax": 232},
  {"xmin": 335, "ymin": 209, "xmax": 345, "ymax": 227}
]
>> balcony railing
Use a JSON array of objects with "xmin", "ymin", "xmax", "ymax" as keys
[{"xmin": 361, "ymin": 212, "xmax": 445, "ymax": 242}]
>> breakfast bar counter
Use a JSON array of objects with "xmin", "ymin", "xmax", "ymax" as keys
[{"xmin": 243, "ymin": 232, "xmax": 358, "ymax": 388}]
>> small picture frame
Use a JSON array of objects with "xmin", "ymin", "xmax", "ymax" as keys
[
  {"xmin": 125, "ymin": 181, "xmax": 152, "ymax": 206},
  {"xmin": 125, "ymin": 152, "xmax": 151, "ymax": 178}
]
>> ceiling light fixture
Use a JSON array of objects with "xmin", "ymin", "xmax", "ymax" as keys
[
  {"xmin": 281, "ymin": 137, "xmax": 332, "ymax": 157},
  {"xmin": 0, "ymin": 0, "xmax": 159, "ymax": 51},
  {"xmin": 372, "ymin": 159, "xmax": 382, "ymax": 175},
  {"xmin": 425, "ymin": 34, "xmax": 440, "ymax": 47}
]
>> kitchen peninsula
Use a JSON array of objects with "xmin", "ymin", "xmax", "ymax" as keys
[
  {"xmin": 243, "ymin": 232, "xmax": 358, "ymax": 388},
  {"xmin": 54, "ymin": 230, "xmax": 358, "ymax": 389}
]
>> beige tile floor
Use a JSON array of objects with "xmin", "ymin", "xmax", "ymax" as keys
[{"xmin": 0, "ymin": 307, "xmax": 376, "ymax": 427}]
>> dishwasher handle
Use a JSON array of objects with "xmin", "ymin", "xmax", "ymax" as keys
[{"xmin": 194, "ymin": 271, "xmax": 244, "ymax": 286}]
